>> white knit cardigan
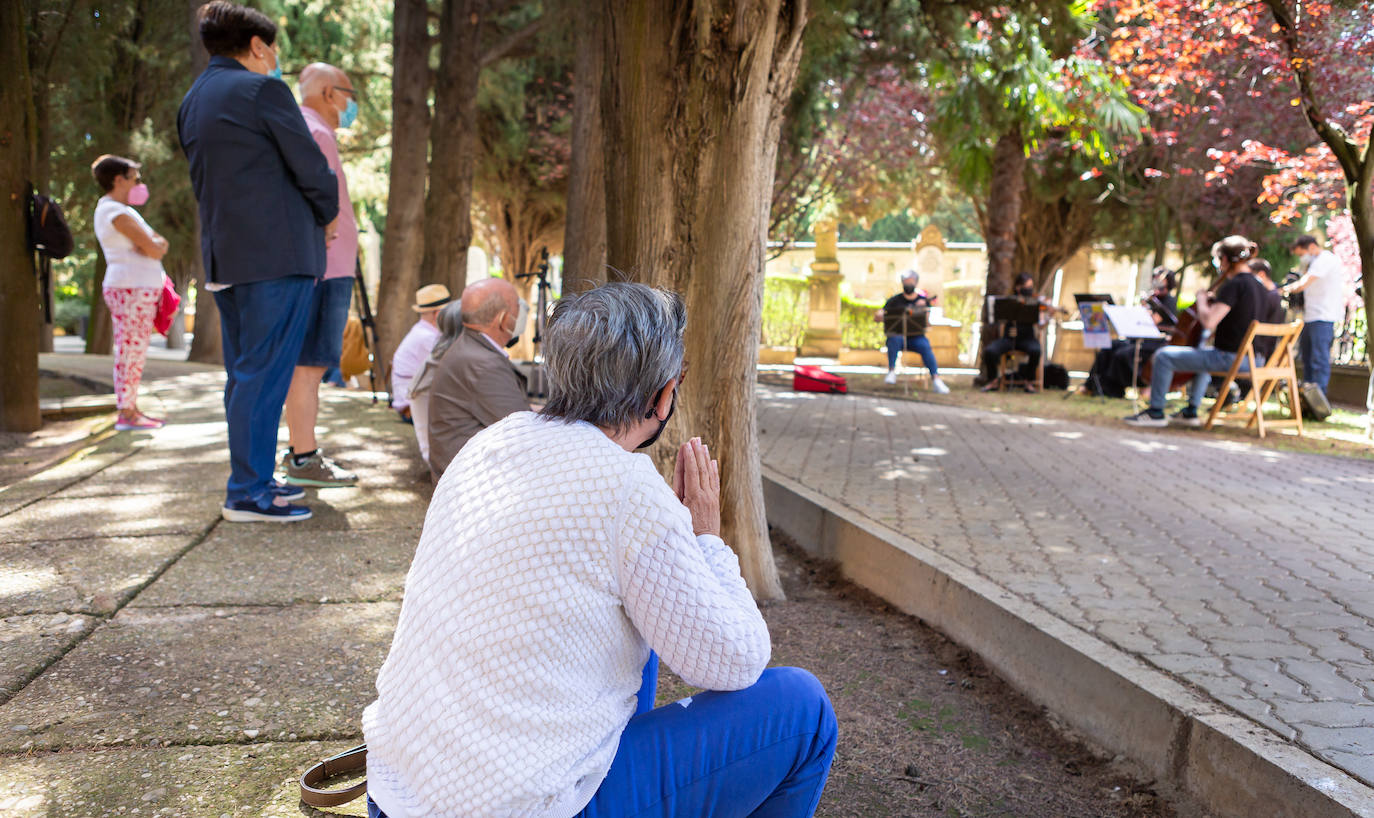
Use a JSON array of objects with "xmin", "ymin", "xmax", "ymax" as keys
[{"xmin": 363, "ymin": 412, "xmax": 772, "ymax": 818}]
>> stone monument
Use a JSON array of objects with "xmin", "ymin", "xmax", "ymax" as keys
[{"xmin": 800, "ymin": 220, "xmax": 843, "ymax": 358}]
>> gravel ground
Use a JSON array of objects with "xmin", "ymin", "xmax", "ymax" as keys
[{"xmin": 657, "ymin": 532, "xmax": 1210, "ymax": 818}]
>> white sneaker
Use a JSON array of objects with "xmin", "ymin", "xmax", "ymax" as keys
[
  {"xmin": 932, "ymin": 378, "xmax": 950, "ymax": 395},
  {"xmin": 883, "ymin": 371, "xmax": 898, "ymax": 385}
]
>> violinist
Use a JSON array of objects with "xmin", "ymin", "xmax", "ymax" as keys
[
  {"xmin": 1143, "ymin": 267, "xmax": 1179, "ymax": 328},
  {"xmin": 982, "ymin": 272, "xmax": 1050, "ymax": 393},
  {"xmin": 1085, "ymin": 267, "xmax": 1179, "ymax": 398},
  {"xmin": 1125, "ymin": 236, "xmax": 1269, "ymax": 428}
]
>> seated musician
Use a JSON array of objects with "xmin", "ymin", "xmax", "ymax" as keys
[
  {"xmin": 873, "ymin": 270, "xmax": 950, "ymax": 393},
  {"xmin": 1125, "ymin": 236, "xmax": 1268, "ymax": 427},
  {"xmin": 982, "ymin": 272, "xmax": 1048, "ymax": 393},
  {"xmin": 1086, "ymin": 267, "xmax": 1179, "ymax": 398}
]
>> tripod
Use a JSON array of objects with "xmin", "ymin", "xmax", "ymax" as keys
[
  {"xmin": 515, "ymin": 247, "xmax": 553, "ymax": 399},
  {"xmin": 352, "ymin": 258, "xmax": 385, "ymax": 405}
]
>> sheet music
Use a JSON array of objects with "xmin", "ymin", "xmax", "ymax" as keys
[{"xmin": 1103, "ymin": 305, "xmax": 1163, "ymax": 340}]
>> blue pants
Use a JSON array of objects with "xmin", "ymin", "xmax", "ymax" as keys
[
  {"xmin": 1148, "ymin": 345, "xmax": 1257, "ymax": 412},
  {"xmin": 1299, "ymin": 320, "xmax": 1333, "ymax": 393},
  {"xmin": 214, "ymin": 276, "xmax": 315, "ymax": 506},
  {"xmin": 886, "ymin": 334, "xmax": 939, "ymax": 376},
  {"xmin": 368, "ymin": 659, "xmax": 837, "ymax": 818}
]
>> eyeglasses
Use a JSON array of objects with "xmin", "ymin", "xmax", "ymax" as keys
[{"xmin": 332, "ymin": 86, "xmax": 358, "ymax": 99}]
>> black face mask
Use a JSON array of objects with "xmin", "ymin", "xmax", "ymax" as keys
[
  {"xmin": 1017, "ymin": 287, "xmax": 1034, "ymax": 297},
  {"xmin": 504, "ymin": 332, "xmax": 520, "ymax": 349},
  {"xmin": 636, "ymin": 388, "xmax": 677, "ymax": 450},
  {"xmin": 902, "ymin": 284, "xmax": 917, "ymax": 295}
]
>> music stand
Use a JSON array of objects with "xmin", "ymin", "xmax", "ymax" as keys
[
  {"xmin": 1103, "ymin": 305, "xmax": 1163, "ymax": 414},
  {"xmin": 991, "ymin": 298, "xmax": 1044, "ymax": 390}
]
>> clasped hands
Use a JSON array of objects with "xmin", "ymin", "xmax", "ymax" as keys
[{"xmin": 672, "ymin": 437, "xmax": 721, "ymax": 538}]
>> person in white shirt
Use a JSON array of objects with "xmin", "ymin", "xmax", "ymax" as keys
[
  {"xmin": 403, "ymin": 301, "xmax": 463, "ymax": 467},
  {"xmin": 389, "ymin": 284, "xmax": 450, "ymax": 420},
  {"xmin": 1281, "ymin": 235, "xmax": 1349, "ymax": 396},
  {"xmin": 90, "ymin": 155, "xmax": 168, "ymax": 432},
  {"xmin": 362, "ymin": 282, "xmax": 837, "ymax": 818}
]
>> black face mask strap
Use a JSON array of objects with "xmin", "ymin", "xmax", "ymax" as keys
[{"xmin": 636, "ymin": 386, "xmax": 677, "ymax": 450}]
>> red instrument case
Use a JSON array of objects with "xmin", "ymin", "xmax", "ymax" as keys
[{"xmin": 792, "ymin": 364, "xmax": 847, "ymax": 394}]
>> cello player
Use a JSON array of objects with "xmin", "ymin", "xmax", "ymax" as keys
[{"xmin": 1125, "ymin": 236, "xmax": 1269, "ymax": 428}]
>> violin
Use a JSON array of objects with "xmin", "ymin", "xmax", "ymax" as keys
[{"xmin": 1140, "ymin": 299, "xmax": 1204, "ymax": 390}]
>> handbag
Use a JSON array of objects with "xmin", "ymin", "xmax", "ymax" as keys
[
  {"xmin": 300, "ymin": 743, "xmax": 368, "ymax": 807},
  {"xmin": 154, "ymin": 275, "xmax": 181, "ymax": 336}
]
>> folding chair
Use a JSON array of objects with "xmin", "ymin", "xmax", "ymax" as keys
[{"xmin": 1203, "ymin": 319, "xmax": 1304, "ymax": 439}]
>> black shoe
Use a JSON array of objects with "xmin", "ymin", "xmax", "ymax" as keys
[
  {"xmin": 1170, "ymin": 408, "xmax": 1202, "ymax": 428},
  {"xmin": 1124, "ymin": 409, "xmax": 1168, "ymax": 428},
  {"xmin": 221, "ymin": 498, "xmax": 312, "ymax": 523}
]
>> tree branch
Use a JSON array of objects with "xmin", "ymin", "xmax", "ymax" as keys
[
  {"xmin": 480, "ymin": 14, "xmax": 545, "ymax": 69},
  {"xmin": 1262, "ymin": 0, "xmax": 1362, "ymax": 184}
]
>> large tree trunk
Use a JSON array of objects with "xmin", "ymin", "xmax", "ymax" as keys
[
  {"xmin": 375, "ymin": 0, "xmax": 432, "ymax": 379},
  {"xmin": 599, "ymin": 0, "xmax": 807, "ymax": 600},
  {"xmin": 185, "ymin": 0, "xmax": 222, "ymax": 365},
  {"xmin": 984, "ymin": 123, "xmax": 1026, "ymax": 298},
  {"xmin": 2, "ymin": 0, "xmax": 41, "ymax": 432},
  {"xmin": 421, "ymin": 0, "xmax": 484, "ymax": 297},
  {"xmin": 85, "ymin": 255, "xmax": 114, "ymax": 355},
  {"xmin": 563, "ymin": 1, "xmax": 606, "ymax": 293}
]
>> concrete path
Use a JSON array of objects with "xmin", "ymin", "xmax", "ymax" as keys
[
  {"xmin": 757, "ymin": 384, "xmax": 1374, "ymax": 789},
  {"xmin": 0, "ymin": 358, "xmax": 429, "ymax": 816}
]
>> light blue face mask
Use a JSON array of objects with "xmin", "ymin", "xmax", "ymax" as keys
[
  {"xmin": 340, "ymin": 97, "xmax": 358, "ymax": 129},
  {"xmin": 267, "ymin": 47, "xmax": 282, "ymax": 80}
]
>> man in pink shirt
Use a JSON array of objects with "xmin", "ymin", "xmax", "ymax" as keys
[{"xmin": 281, "ymin": 62, "xmax": 360, "ymax": 487}]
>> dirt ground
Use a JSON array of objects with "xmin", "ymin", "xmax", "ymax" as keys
[{"xmin": 654, "ymin": 533, "xmax": 1210, "ymax": 818}]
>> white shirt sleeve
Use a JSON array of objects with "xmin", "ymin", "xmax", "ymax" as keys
[{"xmin": 615, "ymin": 471, "xmax": 771, "ymax": 691}]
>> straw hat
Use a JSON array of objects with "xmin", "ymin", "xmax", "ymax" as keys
[{"xmin": 412, "ymin": 284, "xmax": 452, "ymax": 312}]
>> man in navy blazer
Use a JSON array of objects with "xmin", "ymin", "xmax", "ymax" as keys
[{"xmin": 179, "ymin": 1, "xmax": 339, "ymax": 523}]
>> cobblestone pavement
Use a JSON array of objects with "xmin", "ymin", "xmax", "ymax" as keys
[{"xmin": 758, "ymin": 385, "xmax": 1374, "ymax": 787}]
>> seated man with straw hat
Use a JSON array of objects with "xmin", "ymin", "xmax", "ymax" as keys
[{"xmin": 390, "ymin": 284, "xmax": 451, "ymax": 423}]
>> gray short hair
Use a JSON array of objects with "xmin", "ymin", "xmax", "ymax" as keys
[
  {"xmin": 901, "ymin": 269, "xmax": 919, "ymax": 284},
  {"xmin": 430, "ymin": 301, "xmax": 464, "ymax": 361},
  {"xmin": 541, "ymin": 283, "xmax": 686, "ymax": 430}
]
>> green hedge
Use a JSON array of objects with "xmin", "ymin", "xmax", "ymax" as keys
[
  {"xmin": 841, "ymin": 295, "xmax": 886, "ymax": 350},
  {"xmin": 53, "ymin": 297, "xmax": 90, "ymax": 335},
  {"xmin": 762, "ymin": 276, "xmax": 809, "ymax": 349}
]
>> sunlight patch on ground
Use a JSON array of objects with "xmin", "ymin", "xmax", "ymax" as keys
[{"xmin": 910, "ymin": 447, "xmax": 948, "ymax": 458}]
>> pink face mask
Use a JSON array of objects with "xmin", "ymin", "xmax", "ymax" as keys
[{"xmin": 127, "ymin": 183, "xmax": 149, "ymax": 206}]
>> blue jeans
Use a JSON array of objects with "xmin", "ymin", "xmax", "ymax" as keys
[
  {"xmin": 1299, "ymin": 320, "xmax": 1333, "ymax": 393},
  {"xmin": 1148, "ymin": 345, "xmax": 1257, "ymax": 412},
  {"xmin": 214, "ymin": 275, "xmax": 315, "ymax": 505},
  {"xmin": 367, "ymin": 659, "xmax": 837, "ymax": 818},
  {"xmin": 886, "ymin": 334, "xmax": 939, "ymax": 376},
  {"xmin": 298, "ymin": 276, "xmax": 354, "ymax": 368}
]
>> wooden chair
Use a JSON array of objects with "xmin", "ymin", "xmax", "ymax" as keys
[
  {"xmin": 1203, "ymin": 319, "xmax": 1304, "ymax": 439},
  {"xmin": 998, "ymin": 350, "xmax": 1031, "ymax": 391}
]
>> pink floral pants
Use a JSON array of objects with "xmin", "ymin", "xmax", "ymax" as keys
[{"xmin": 102, "ymin": 286, "xmax": 160, "ymax": 411}]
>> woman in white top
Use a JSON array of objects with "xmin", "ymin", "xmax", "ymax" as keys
[
  {"xmin": 362, "ymin": 283, "xmax": 837, "ymax": 818},
  {"xmin": 91, "ymin": 155, "xmax": 169, "ymax": 431}
]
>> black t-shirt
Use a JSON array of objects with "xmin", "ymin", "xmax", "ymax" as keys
[
  {"xmin": 1211, "ymin": 273, "xmax": 1268, "ymax": 353},
  {"xmin": 1252, "ymin": 284, "xmax": 1286, "ymax": 360},
  {"xmin": 883, "ymin": 293, "xmax": 931, "ymax": 337}
]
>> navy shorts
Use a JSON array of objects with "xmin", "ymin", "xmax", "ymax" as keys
[{"xmin": 297, "ymin": 277, "xmax": 353, "ymax": 368}]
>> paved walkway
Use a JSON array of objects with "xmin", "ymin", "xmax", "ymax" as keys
[
  {"xmin": 0, "ymin": 359, "xmax": 429, "ymax": 816},
  {"xmin": 758, "ymin": 384, "xmax": 1374, "ymax": 788}
]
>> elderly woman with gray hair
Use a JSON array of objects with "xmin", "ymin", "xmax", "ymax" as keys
[{"xmin": 363, "ymin": 282, "xmax": 837, "ymax": 818}]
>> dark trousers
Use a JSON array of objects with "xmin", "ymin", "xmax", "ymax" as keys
[
  {"xmin": 214, "ymin": 275, "xmax": 315, "ymax": 505},
  {"xmin": 983, "ymin": 335, "xmax": 1041, "ymax": 379}
]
